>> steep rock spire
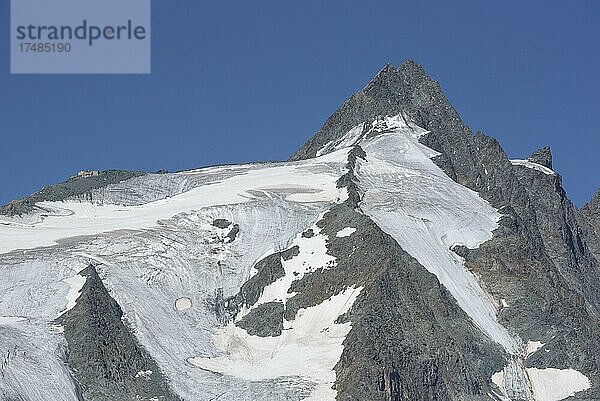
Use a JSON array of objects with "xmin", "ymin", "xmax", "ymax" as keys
[{"xmin": 527, "ymin": 146, "xmax": 553, "ymax": 169}]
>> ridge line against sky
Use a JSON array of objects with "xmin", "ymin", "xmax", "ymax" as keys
[{"xmin": 0, "ymin": 1, "xmax": 598, "ymax": 206}]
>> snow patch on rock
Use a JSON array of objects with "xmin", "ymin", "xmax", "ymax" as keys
[
  {"xmin": 528, "ymin": 368, "xmax": 591, "ymax": 401},
  {"xmin": 59, "ymin": 273, "xmax": 86, "ymax": 316},
  {"xmin": 525, "ymin": 341, "xmax": 545, "ymax": 358},
  {"xmin": 135, "ymin": 370, "xmax": 153, "ymax": 380},
  {"xmin": 510, "ymin": 160, "xmax": 555, "ymax": 175},
  {"xmin": 335, "ymin": 227, "xmax": 356, "ymax": 238}
]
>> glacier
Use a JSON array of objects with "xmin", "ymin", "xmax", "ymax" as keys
[
  {"xmin": 0, "ymin": 149, "xmax": 352, "ymax": 400},
  {"xmin": 0, "ymin": 112, "xmax": 593, "ymax": 401}
]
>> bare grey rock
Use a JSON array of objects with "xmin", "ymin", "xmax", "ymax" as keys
[
  {"xmin": 212, "ymin": 218, "xmax": 232, "ymax": 229},
  {"xmin": 527, "ymin": 146, "xmax": 553, "ymax": 169},
  {"xmin": 226, "ymin": 224, "xmax": 240, "ymax": 242},
  {"xmin": 281, "ymin": 245, "xmax": 300, "ymax": 261},
  {"xmin": 57, "ymin": 265, "xmax": 179, "ymax": 401},
  {"xmin": 301, "ymin": 229, "xmax": 314, "ymax": 238},
  {"xmin": 236, "ymin": 302, "xmax": 284, "ymax": 337},
  {"xmin": 228, "ymin": 252, "xmax": 286, "ymax": 309},
  {"xmin": 578, "ymin": 189, "xmax": 600, "ymax": 261}
]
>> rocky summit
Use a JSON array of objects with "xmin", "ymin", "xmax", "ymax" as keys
[{"xmin": 1, "ymin": 61, "xmax": 599, "ymax": 401}]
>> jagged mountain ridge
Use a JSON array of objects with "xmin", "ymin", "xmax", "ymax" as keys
[{"xmin": 0, "ymin": 61, "xmax": 599, "ymax": 401}]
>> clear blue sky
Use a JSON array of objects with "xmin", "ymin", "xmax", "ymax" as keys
[{"xmin": 0, "ymin": 1, "xmax": 598, "ymax": 206}]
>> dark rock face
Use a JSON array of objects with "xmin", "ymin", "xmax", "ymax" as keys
[
  {"xmin": 338, "ymin": 270, "xmax": 501, "ymax": 401},
  {"xmin": 461, "ymin": 204, "xmax": 600, "ymax": 396},
  {"xmin": 512, "ymin": 163, "xmax": 600, "ymax": 315},
  {"xmin": 57, "ymin": 265, "xmax": 179, "ymax": 401},
  {"xmin": 226, "ymin": 224, "xmax": 240, "ymax": 242},
  {"xmin": 228, "ymin": 252, "xmax": 286, "ymax": 309},
  {"xmin": 236, "ymin": 302, "xmax": 284, "ymax": 337},
  {"xmin": 213, "ymin": 287, "xmax": 228, "ymax": 325},
  {"xmin": 501, "ymin": 166, "xmax": 600, "ymax": 399},
  {"xmin": 578, "ymin": 190, "xmax": 600, "ymax": 261},
  {"xmin": 336, "ymin": 145, "xmax": 366, "ymax": 208},
  {"xmin": 212, "ymin": 218, "xmax": 232, "ymax": 229},
  {"xmin": 301, "ymin": 229, "xmax": 314, "ymax": 238},
  {"xmin": 0, "ymin": 170, "xmax": 144, "ymax": 216},
  {"xmin": 281, "ymin": 245, "xmax": 300, "ymax": 261},
  {"xmin": 527, "ymin": 146, "xmax": 553, "ymax": 169},
  {"xmin": 440, "ymin": 139, "xmax": 600, "ymax": 398},
  {"xmin": 287, "ymin": 203, "xmax": 503, "ymax": 400}
]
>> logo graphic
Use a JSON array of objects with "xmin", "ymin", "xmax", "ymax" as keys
[{"xmin": 11, "ymin": 0, "xmax": 151, "ymax": 74}]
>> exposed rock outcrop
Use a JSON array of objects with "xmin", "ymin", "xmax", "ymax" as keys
[
  {"xmin": 578, "ymin": 190, "xmax": 600, "ymax": 261},
  {"xmin": 57, "ymin": 265, "xmax": 179, "ymax": 401},
  {"xmin": 0, "ymin": 170, "xmax": 144, "ymax": 216},
  {"xmin": 527, "ymin": 146, "xmax": 553, "ymax": 169}
]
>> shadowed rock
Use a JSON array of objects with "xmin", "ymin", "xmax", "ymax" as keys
[
  {"xmin": 226, "ymin": 224, "xmax": 240, "ymax": 242},
  {"xmin": 577, "ymin": 189, "xmax": 600, "ymax": 285}
]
